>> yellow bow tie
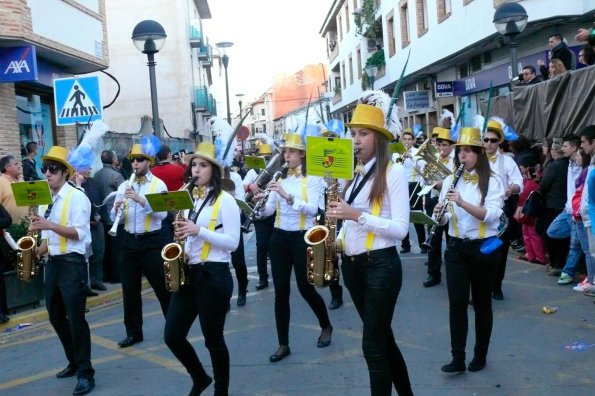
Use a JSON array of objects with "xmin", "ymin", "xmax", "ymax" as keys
[
  {"xmin": 135, "ymin": 175, "xmax": 148, "ymax": 185},
  {"xmin": 287, "ymin": 167, "xmax": 301, "ymax": 177},
  {"xmin": 463, "ymin": 172, "xmax": 479, "ymax": 184},
  {"xmin": 489, "ymin": 155, "xmax": 497, "ymax": 164},
  {"xmin": 440, "ymin": 157, "xmax": 450, "ymax": 165},
  {"xmin": 192, "ymin": 186, "xmax": 207, "ymax": 200},
  {"xmin": 354, "ymin": 159, "xmax": 365, "ymax": 175}
]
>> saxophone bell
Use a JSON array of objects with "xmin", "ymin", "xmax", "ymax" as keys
[{"xmin": 16, "ymin": 205, "xmax": 41, "ymax": 282}]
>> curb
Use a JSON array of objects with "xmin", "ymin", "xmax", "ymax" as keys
[{"xmin": 0, "ymin": 279, "xmax": 151, "ymax": 333}]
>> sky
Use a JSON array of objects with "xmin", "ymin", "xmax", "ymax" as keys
[{"xmin": 203, "ymin": 0, "xmax": 332, "ymax": 103}]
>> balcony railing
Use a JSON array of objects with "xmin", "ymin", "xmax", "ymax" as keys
[
  {"xmin": 194, "ymin": 86, "xmax": 208, "ymax": 111},
  {"xmin": 198, "ymin": 45, "xmax": 212, "ymax": 66},
  {"xmin": 207, "ymin": 94, "xmax": 215, "ymax": 115},
  {"xmin": 189, "ymin": 19, "xmax": 203, "ymax": 48}
]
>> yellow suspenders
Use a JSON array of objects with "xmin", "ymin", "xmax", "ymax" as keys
[
  {"xmin": 200, "ymin": 193, "xmax": 223, "ymax": 262},
  {"xmin": 124, "ymin": 177, "xmax": 159, "ymax": 232},
  {"xmin": 275, "ymin": 176, "xmax": 307, "ymax": 229},
  {"xmin": 42, "ymin": 187, "xmax": 75, "ymax": 255}
]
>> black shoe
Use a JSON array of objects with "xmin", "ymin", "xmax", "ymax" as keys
[
  {"xmin": 56, "ymin": 365, "xmax": 78, "ymax": 379},
  {"xmin": 328, "ymin": 297, "xmax": 343, "ymax": 310},
  {"xmin": 189, "ymin": 376, "xmax": 213, "ymax": 396},
  {"xmin": 255, "ymin": 280, "xmax": 269, "ymax": 290},
  {"xmin": 0, "ymin": 315, "xmax": 9, "ymax": 323},
  {"xmin": 90, "ymin": 283, "xmax": 107, "ymax": 291},
  {"xmin": 85, "ymin": 288, "xmax": 98, "ymax": 297},
  {"xmin": 237, "ymin": 293, "xmax": 246, "ymax": 307},
  {"xmin": 400, "ymin": 247, "xmax": 411, "ymax": 254},
  {"xmin": 492, "ymin": 291, "xmax": 504, "ymax": 300},
  {"xmin": 317, "ymin": 325, "xmax": 333, "ymax": 348},
  {"xmin": 423, "ymin": 276, "xmax": 441, "ymax": 288},
  {"xmin": 269, "ymin": 345, "xmax": 291, "ymax": 362},
  {"xmin": 118, "ymin": 336, "xmax": 143, "ymax": 348},
  {"xmin": 441, "ymin": 359, "xmax": 466, "ymax": 373},
  {"xmin": 73, "ymin": 377, "xmax": 95, "ymax": 395},
  {"xmin": 467, "ymin": 356, "xmax": 486, "ymax": 372},
  {"xmin": 419, "ymin": 247, "xmax": 429, "ymax": 254}
]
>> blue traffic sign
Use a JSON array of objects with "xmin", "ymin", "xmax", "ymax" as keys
[{"xmin": 53, "ymin": 76, "xmax": 102, "ymax": 126}]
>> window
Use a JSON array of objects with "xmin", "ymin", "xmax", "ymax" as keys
[
  {"xmin": 399, "ymin": 1, "xmax": 410, "ymax": 48},
  {"xmin": 16, "ymin": 92, "xmax": 55, "ymax": 168},
  {"xmin": 261, "ymin": 108, "xmax": 265, "ymax": 116},
  {"xmin": 356, "ymin": 46, "xmax": 362, "ymax": 79},
  {"xmin": 387, "ymin": 11, "xmax": 396, "ymax": 57},
  {"xmin": 416, "ymin": 0, "xmax": 428, "ymax": 37},
  {"xmin": 348, "ymin": 54, "xmax": 354, "ymax": 85},
  {"xmin": 458, "ymin": 64, "xmax": 469, "ymax": 78},
  {"xmin": 338, "ymin": 14, "xmax": 343, "ymax": 41},
  {"xmin": 483, "ymin": 50, "xmax": 492, "ymax": 64},
  {"xmin": 470, "ymin": 55, "xmax": 482, "ymax": 72},
  {"xmin": 437, "ymin": 0, "xmax": 451, "ymax": 23},
  {"xmin": 341, "ymin": 61, "xmax": 346, "ymax": 88},
  {"xmin": 345, "ymin": 2, "xmax": 350, "ymax": 33}
]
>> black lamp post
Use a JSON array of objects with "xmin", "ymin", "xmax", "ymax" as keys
[
  {"xmin": 216, "ymin": 42, "xmax": 234, "ymax": 124},
  {"xmin": 493, "ymin": 3, "xmax": 528, "ymax": 78},
  {"xmin": 132, "ymin": 20, "xmax": 167, "ymax": 137},
  {"xmin": 236, "ymin": 93, "xmax": 244, "ymax": 118},
  {"xmin": 365, "ymin": 65, "xmax": 378, "ymax": 90}
]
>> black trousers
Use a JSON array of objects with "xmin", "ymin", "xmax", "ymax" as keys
[
  {"xmin": 425, "ymin": 196, "xmax": 449, "ymax": 278},
  {"xmin": 121, "ymin": 231, "xmax": 171, "ymax": 339},
  {"xmin": 342, "ymin": 247, "xmax": 412, "ymax": 396},
  {"xmin": 445, "ymin": 237, "xmax": 499, "ymax": 362},
  {"xmin": 103, "ymin": 224, "xmax": 124, "ymax": 283},
  {"xmin": 254, "ymin": 215, "xmax": 275, "ymax": 281},
  {"xmin": 537, "ymin": 208, "xmax": 570, "ymax": 269},
  {"xmin": 493, "ymin": 196, "xmax": 518, "ymax": 293},
  {"xmin": 165, "ymin": 263, "xmax": 233, "ymax": 396},
  {"xmin": 45, "ymin": 253, "xmax": 94, "ymax": 379},
  {"xmin": 269, "ymin": 229, "xmax": 331, "ymax": 346},
  {"xmin": 402, "ymin": 182, "xmax": 426, "ymax": 249},
  {"xmin": 231, "ymin": 230, "xmax": 248, "ymax": 295}
]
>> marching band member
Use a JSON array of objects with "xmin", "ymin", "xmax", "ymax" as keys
[
  {"xmin": 328, "ymin": 93, "xmax": 413, "ymax": 396},
  {"xmin": 30, "ymin": 146, "xmax": 95, "ymax": 395},
  {"xmin": 483, "ymin": 119, "xmax": 523, "ymax": 300},
  {"xmin": 164, "ymin": 142, "xmax": 240, "ymax": 396},
  {"xmin": 111, "ymin": 144, "xmax": 171, "ymax": 348},
  {"xmin": 424, "ymin": 127, "xmax": 456, "ymax": 287},
  {"xmin": 257, "ymin": 133, "xmax": 333, "ymax": 363},
  {"xmin": 435, "ymin": 127, "xmax": 504, "ymax": 373}
]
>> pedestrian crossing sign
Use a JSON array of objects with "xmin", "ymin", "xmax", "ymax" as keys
[{"xmin": 53, "ymin": 76, "xmax": 102, "ymax": 126}]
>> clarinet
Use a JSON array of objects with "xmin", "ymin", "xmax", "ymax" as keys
[
  {"xmin": 108, "ymin": 171, "xmax": 136, "ymax": 236},
  {"xmin": 421, "ymin": 164, "xmax": 465, "ymax": 251}
]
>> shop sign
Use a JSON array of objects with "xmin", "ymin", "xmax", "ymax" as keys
[
  {"xmin": 403, "ymin": 90, "xmax": 431, "ymax": 111},
  {"xmin": 435, "ymin": 81, "xmax": 454, "ymax": 98},
  {"xmin": 0, "ymin": 46, "xmax": 38, "ymax": 83}
]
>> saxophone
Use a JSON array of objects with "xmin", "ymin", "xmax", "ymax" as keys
[
  {"xmin": 304, "ymin": 177, "xmax": 340, "ymax": 288},
  {"xmin": 161, "ymin": 178, "xmax": 196, "ymax": 292},
  {"xmin": 17, "ymin": 205, "xmax": 40, "ymax": 282}
]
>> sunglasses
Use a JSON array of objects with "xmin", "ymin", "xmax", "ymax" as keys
[
  {"xmin": 41, "ymin": 165, "xmax": 64, "ymax": 174},
  {"xmin": 483, "ymin": 138, "xmax": 500, "ymax": 144},
  {"xmin": 130, "ymin": 157, "xmax": 147, "ymax": 163}
]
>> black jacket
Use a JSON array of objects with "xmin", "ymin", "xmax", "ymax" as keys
[
  {"xmin": 540, "ymin": 42, "xmax": 574, "ymax": 79},
  {"xmin": 22, "ymin": 158, "xmax": 41, "ymax": 181},
  {"xmin": 539, "ymin": 157, "xmax": 569, "ymax": 210}
]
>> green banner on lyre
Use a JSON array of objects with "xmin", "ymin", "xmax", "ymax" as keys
[
  {"xmin": 11, "ymin": 181, "xmax": 52, "ymax": 206},
  {"xmin": 305, "ymin": 136, "xmax": 354, "ymax": 180},
  {"xmin": 145, "ymin": 190, "xmax": 194, "ymax": 212},
  {"xmin": 244, "ymin": 156, "xmax": 267, "ymax": 170}
]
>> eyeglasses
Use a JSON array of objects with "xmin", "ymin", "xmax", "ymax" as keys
[
  {"xmin": 130, "ymin": 157, "xmax": 147, "ymax": 163},
  {"xmin": 41, "ymin": 165, "xmax": 63, "ymax": 174},
  {"xmin": 483, "ymin": 138, "xmax": 500, "ymax": 144}
]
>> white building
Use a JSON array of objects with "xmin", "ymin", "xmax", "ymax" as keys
[{"xmin": 320, "ymin": 0, "xmax": 594, "ymax": 135}]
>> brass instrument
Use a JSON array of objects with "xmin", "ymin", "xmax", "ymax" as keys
[
  {"xmin": 109, "ymin": 171, "xmax": 136, "ymax": 236},
  {"xmin": 161, "ymin": 178, "xmax": 197, "ymax": 292},
  {"xmin": 304, "ymin": 177, "xmax": 340, "ymax": 288},
  {"xmin": 241, "ymin": 163, "xmax": 289, "ymax": 232},
  {"xmin": 422, "ymin": 163, "xmax": 465, "ymax": 251},
  {"xmin": 244, "ymin": 147, "xmax": 284, "ymax": 204},
  {"xmin": 412, "ymin": 139, "xmax": 453, "ymax": 186},
  {"xmin": 16, "ymin": 205, "xmax": 40, "ymax": 282}
]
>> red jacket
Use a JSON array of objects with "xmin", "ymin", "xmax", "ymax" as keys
[{"xmin": 151, "ymin": 162, "xmax": 185, "ymax": 191}]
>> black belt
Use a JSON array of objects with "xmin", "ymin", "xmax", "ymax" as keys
[
  {"xmin": 342, "ymin": 246, "xmax": 397, "ymax": 262},
  {"xmin": 125, "ymin": 230, "xmax": 161, "ymax": 239},
  {"xmin": 449, "ymin": 236, "xmax": 492, "ymax": 245},
  {"xmin": 49, "ymin": 252, "xmax": 85, "ymax": 263}
]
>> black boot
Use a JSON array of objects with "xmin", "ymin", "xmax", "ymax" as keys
[
  {"xmin": 467, "ymin": 356, "xmax": 486, "ymax": 372},
  {"xmin": 209, "ymin": 347, "xmax": 230, "ymax": 395},
  {"xmin": 189, "ymin": 375, "xmax": 213, "ymax": 396},
  {"xmin": 441, "ymin": 358, "xmax": 466, "ymax": 373}
]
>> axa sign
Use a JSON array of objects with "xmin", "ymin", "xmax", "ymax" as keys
[{"xmin": 0, "ymin": 46, "xmax": 38, "ymax": 83}]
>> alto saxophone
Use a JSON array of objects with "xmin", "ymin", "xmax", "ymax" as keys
[
  {"xmin": 304, "ymin": 177, "xmax": 340, "ymax": 288},
  {"xmin": 161, "ymin": 178, "xmax": 197, "ymax": 292},
  {"xmin": 17, "ymin": 205, "xmax": 40, "ymax": 282}
]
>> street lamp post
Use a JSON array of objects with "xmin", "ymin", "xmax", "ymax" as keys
[
  {"xmin": 493, "ymin": 3, "xmax": 528, "ymax": 79},
  {"xmin": 364, "ymin": 65, "xmax": 379, "ymax": 90},
  {"xmin": 236, "ymin": 93, "xmax": 245, "ymax": 118},
  {"xmin": 216, "ymin": 42, "xmax": 234, "ymax": 124},
  {"xmin": 132, "ymin": 20, "xmax": 167, "ymax": 137}
]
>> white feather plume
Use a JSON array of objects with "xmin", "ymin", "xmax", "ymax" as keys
[
  {"xmin": 358, "ymin": 90, "xmax": 402, "ymax": 139},
  {"xmin": 80, "ymin": 121, "xmax": 108, "ymax": 149},
  {"xmin": 473, "ymin": 115, "xmax": 485, "ymax": 131},
  {"xmin": 439, "ymin": 109, "xmax": 455, "ymax": 129},
  {"xmin": 69, "ymin": 120, "xmax": 109, "ymax": 173},
  {"xmin": 209, "ymin": 116, "xmax": 237, "ymax": 168},
  {"xmin": 254, "ymin": 132, "xmax": 275, "ymax": 152}
]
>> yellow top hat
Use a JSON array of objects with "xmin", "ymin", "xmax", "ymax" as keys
[
  {"xmin": 41, "ymin": 146, "xmax": 74, "ymax": 176},
  {"xmin": 185, "ymin": 142, "xmax": 222, "ymax": 170},
  {"xmin": 258, "ymin": 144, "xmax": 272, "ymax": 155},
  {"xmin": 486, "ymin": 120, "xmax": 504, "ymax": 141},
  {"xmin": 281, "ymin": 133, "xmax": 305, "ymax": 150},
  {"xmin": 434, "ymin": 127, "xmax": 455, "ymax": 143},
  {"xmin": 128, "ymin": 144, "xmax": 155, "ymax": 165},
  {"xmin": 455, "ymin": 127, "xmax": 484, "ymax": 147},
  {"xmin": 346, "ymin": 104, "xmax": 393, "ymax": 141}
]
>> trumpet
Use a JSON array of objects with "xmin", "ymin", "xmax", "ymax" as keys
[
  {"xmin": 241, "ymin": 163, "xmax": 289, "ymax": 232},
  {"xmin": 108, "ymin": 171, "xmax": 136, "ymax": 236},
  {"xmin": 422, "ymin": 163, "xmax": 464, "ymax": 251}
]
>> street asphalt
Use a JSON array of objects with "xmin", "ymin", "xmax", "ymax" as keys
[{"xmin": 1, "ymin": 227, "xmax": 594, "ymax": 395}]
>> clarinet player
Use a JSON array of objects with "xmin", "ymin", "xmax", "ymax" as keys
[
  {"xmin": 164, "ymin": 142, "xmax": 240, "ymax": 396},
  {"xmin": 328, "ymin": 92, "xmax": 414, "ymax": 396},
  {"xmin": 434, "ymin": 127, "xmax": 504, "ymax": 373}
]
